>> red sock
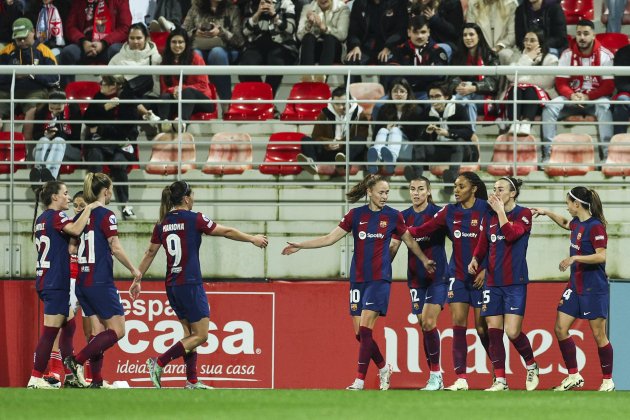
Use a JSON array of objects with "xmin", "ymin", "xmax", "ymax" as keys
[
  {"xmin": 32, "ymin": 326, "xmax": 60, "ymax": 377},
  {"xmin": 509, "ymin": 332, "xmax": 535, "ymax": 365},
  {"xmin": 424, "ymin": 328, "xmax": 441, "ymax": 372},
  {"xmin": 558, "ymin": 337, "xmax": 578, "ymax": 374},
  {"xmin": 488, "ymin": 328, "xmax": 506, "ymax": 378},
  {"xmin": 157, "ymin": 341, "xmax": 186, "ymax": 368},
  {"xmin": 452, "ymin": 326, "xmax": 467, "ymax": 378},
  {"xmin": 185, "ymin": 351, "xmax": 198, "ymax": 384},
  {"xmin": 357, "ymin": 326, "xmax": 374, "ymax": 380},
  {"xmin": 76, "ymin": 329, "xmax": 118, "ymax": 365},
  {"xmin": 598, "ymin": 343, "xmax": 613, "ymax": 379},
  {"xmin": 48, "ymin": 351, "xmax": 64, "ymax": 380}
]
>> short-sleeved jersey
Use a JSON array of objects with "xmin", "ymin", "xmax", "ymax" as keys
[
  {"xmin": 401, "ymin": 203, "xmax": 448, "ymax": 288},
  {"xmin": 76, "ymin": 207, "xmax": 118, "ymax": 287},
  {"xmin": 408, "ymin": 198, "xmax": 489, "ymax": 283},
  {"xmin": 150, "ymin": 210, "xmax": 216, "ymax": 286},
  {"xmin": 568, "ymin": 217, "xmax": 608, "ymax": 295},
  {"xmin": 476, "ymin": 205, "xmax": 532, "ymax": 287},
  {"xmin": 34, "ymin": 209, "xmax": 72, "ymax": 291},
  {"xmin": 339, "ymin": 205, "xmax": 407, "ymax": 283}
]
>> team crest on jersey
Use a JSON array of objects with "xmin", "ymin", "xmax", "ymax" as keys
[
  {"xmin": 413, "ymin": 303, "xmax": 420, "ymax": 311},
  {"xmin": 448, "ymin": 290, "xmax": 454, "ymax": 299},
  {"xmin": 379, "ymin": 220, "xmax": 388, "ymax": 228},
  {"xmin": 481, "ymin": 304, "xmax": 487, "ymax": 313},
  {"xmin": 558, "ymin": 299, "xmax": 564, "ymax": 307},
  {"xmin": 109, "ymin": 214, "xmax": 117, "ymax": 225},
  {"xmin": 577, "ymin": 233, "xmax": 582, "ymax": 240},
  {"xmin": 351, "ymin": 304, "xmax": 358, "ymax": 312},
  {"xmin": 471, "ymin": 219, "xmax": 478, "ymax": 227}
]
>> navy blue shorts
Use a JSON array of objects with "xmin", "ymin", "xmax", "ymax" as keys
[
  {"xmin": 409, "ymin": 283, "xmax": 448, "ymax": 315},
  {"xmin": 75, "ymin": 285, "xmax": 124, "ymax": 319},
  {"xmin": 447, "ymin": 278, "xmax": 483, "ymax": 308},
  {"xmin": 557, "ymin": 287, "xmax": 609, "ymax": 320},
  {"xmin": 481, "ymin": 284, "xmax": 527, "ymax": 317},
  {"xmin": 349, "ymin": 282, "xmax": 366, "ymax": 316},
  {"xmin": 38, "ymin": 289, "xmax": 70, "ymax": 316},
  {"xmin": 362, "ymin": 281, "xmax": 391, "ymax": 316},
  {"xmin": 166, "ymin": 284, "xmax": 210, "ymax": 323}
]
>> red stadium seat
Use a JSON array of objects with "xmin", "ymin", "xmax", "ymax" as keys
[
  {"xmin": 601, "ymin": 2, "xmax": 630, "ymax": 25},
  {"xmin": 560, "ymin": 0, "xmax": 594, "ymax": 25},
  {"xmin": 224, "ymin": 82, "xmax": 274, "ymax": 121},
  {"xmin": 145, "ymin": 132, "xmax": 196, "ymax": 175},
  {"xmin": 603, "ymin": 134, "xmax": 630, "ymax": 177},
  {"xmin": 190, "ymin": 83, "xmax": 219, "ymax": 121},
  {"xmin": 595, "ymin": 32, "xmax": 630, "ymax": 54},
  {"xmin": 65, "ymin": 81, "xmax": 100, "ymax": 115},
  {"xmin": 487, "ymin": 134, "xmax": 538, "ymax": 176},
  {"xmin": 281, "ymin": 82, "xmax": 331, "ymax": 121},
  {"xmin": 150, "ymin": 31, "xmax": 169, "ymax": 55},
  {"xmin": 544, "ymin": 133, "xmax": 595, "ymax": 176},
  {"xmin": 0, "ymin": 131, "xmax": 26, "ymax": 174},
  {"xmin": 349, "ymin": 83, "xmax": 385, "ymax": 118},
  {"xmin": 259, "ymin": 132, "xmax": 304, "ymax": 175},
  {"xmin": 203, "ymin": 132, "xmax": 253, "ymax": 175}
]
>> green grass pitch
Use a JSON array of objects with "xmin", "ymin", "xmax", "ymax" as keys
[{"xmin": 1, "ymin": 389, "xmax": 629, "ymax": 419}]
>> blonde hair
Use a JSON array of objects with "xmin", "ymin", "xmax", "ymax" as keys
[{"xmin": 83, "ymin": 172, "xmax": 112, "ymax": 204}]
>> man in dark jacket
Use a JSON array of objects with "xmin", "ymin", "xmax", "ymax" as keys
[
  {"xmin": 612, "ymin": 44, "xmax": 630, "ymax": 135},
  {"xmin": 515, "ymin": 0, "xmax": 568, "ymax": 57}
]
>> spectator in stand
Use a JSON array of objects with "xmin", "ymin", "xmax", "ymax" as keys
[
  {"xmin": 27, "ymin": 0, "xmax": 66, "ymax": 56},
  {"xmin": 407, "ymin": 83, "xmax": 474, "ymax": 193},
  {"xmin": 542, "ymin": 19, "xmax": 614, "ymax": 161},
  {"xmin": 147, "ymin": 0, "xmax": 192, "ymax": 31},
  {"xmin": 182, "ymin": 0, "xmax": 243, "ymax": 110},
  {"xmin": 0, "ymin": 17, "xmax": 59, "ymax": 147},
  {"xmin": 408, "ymin": 0, "xmax": 463, "ymax": 60},
  {"xmin": 606, "ymin": 0, "xmax": 627, "ymax": 34},
  {"xmin": 297, "ymin": 0, "xmax": 349, "ymax": 72},
  {"xmin": 514, "ymin": 0, "xmax": 568, "ymax": 57},
  {"xmin": 368, "ymin": 78, "xmax": 422, "ymax": 175},
  {"xmin": 30, "ymin": 90, "xmax": 82, "ymax": 184},
  {"xmin": 83, "ymin": 75, "xmax": 140, "ymax": 221},
  {"xmin": 344, "ymin": 0, "xmax": 408, "ymax": 84},
  {"xmin": 612, "ymin": 44, "xmax": 630, "ymax": 135},
  {"xmin": 239, "ymin": 0, "xmax": 298, "ymax": 98},
  {"xmin": 58, "ymin": 0, "xmax": 131, "ymax": 86},
  {"xmin": 448, "ymin": 23, "xmax": 500, "ymax": 132},
  {"xmin": 296, "ymin": 86, "xmax": 368, "ymax": 175},
  {"xmin": 156, "ymin": 27, "xmax": 216, "ymax": 133},
  {"xmin": 503, "ymin": 28, "xmax": 558, "ymax": 136},
  {"xmin": 466, "ymin": 0, "xmax": 518, "ymax": 64},
  {"xmin": 0, "ymin": 0, "xmax": 24, "ymax": 50}
]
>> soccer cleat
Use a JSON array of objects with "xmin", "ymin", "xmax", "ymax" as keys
[
  {"xmin": 185, "ymin": 380, "xmax": 214, "ymax": 390},
  {"xmin": 88, "ymin": 381, "xmax": 103, "ymax": 389},
  {"xmin": 63, "ymin": 356, "xmax": 88, "ymax": 387},
  {"xmin": 64, "ymin": 375, "xmax": 81, "ymax": 388},
  {"xmin": 484, "ymin": 379, "xmax": 509, "ymax": 391},
  {"xmin": 444, "ymin": 378, "xmax": 469, "ymax": 391},
  {"xmin": 346, "ymin": 378, "xmax": 364, "ymax": 391},
  {"xmin": 553, "ymin": 373, "xmax": 584, "ymax": 391},
  {"xmin": 42, "ymin": 375, "xmax": 62, "ymax": 388},
  {"xmin": 122, "ymin": 206, "xmax": 137, "ymax": 220},
  {"xmin": 378, "ymin": 364, "xmax": 393, "ymax": 391},
  {"xmin": 27, "ymin": 376, "xmax": 58, "ymax": 389},
  {"xmin": 147, "ymin": 358, "xmax": 163, "ymax": 389},
  {"xmin": 421, "ymin": 372, "xmax": 444, "ymax": 391},
  {"xmin": 101, "ymin": 380, "xmax": 117, "ymax": 389},
  {"xmin": 598, "ymin": 379, "xmax": 615, "ymax": 392},
  {"xmin": 526, "ymin": 363, "xmax": 540, "ymax": 391}
]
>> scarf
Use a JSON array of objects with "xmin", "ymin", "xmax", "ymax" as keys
[
  {"xmin": 36, "ymin": 4, "xmax": 65, "ymax": 46},
  {"xmin": 466, "ymin": 54, "xmax": 485, "ymax": 81},
  {"xmin": 569, "ymin": 39, "xmax": 603, "ymax": 92},
  {"xmin": 86, "ymin": 0, "xmax": 112, "ymax": 41}
]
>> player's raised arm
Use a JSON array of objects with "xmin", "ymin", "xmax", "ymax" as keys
[
  {"xmin": 532, "ymin": 207, "xmax": 570, "ymax": 230},
  {"xmin": 211, "ymin": 224, "xmax": 268, "ymax": 248},
  {"xmin": 282, "ymin": 226, "xmax": 347, "ymax": 255}
]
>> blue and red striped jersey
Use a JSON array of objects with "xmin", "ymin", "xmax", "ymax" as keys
[
  {"xmin": 408, "ymin": 198, "xmax": 489, "ymax": 283},
  {"xmin": 339, "ymin": 205, "xmax": 407, "ymax": 283},
  {"xmin": 76, "ymin": 207, "xmax": 118, "ymax": 287},
  {"xmin": 568, "ymin": 217, "xmax": 608, "ymax": 295},
  {"xmin": 474, "ymin": 205, "xmax": 532, "ymax": 287},
  {"xmin": 401, "ymin": 203, "xmax": 448, "ymax": 288},
  {"xmin": 150, "ymin": 210, "xmax": 216, "ymax": 286},
  {"xmin": 34, "ymin": 209, "xmax": 72, "ymax": 291}
]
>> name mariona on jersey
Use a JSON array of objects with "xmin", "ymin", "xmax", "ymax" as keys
[{"xmin": 162, "ymin": 223, "xmax": 185, "ymax": 233}]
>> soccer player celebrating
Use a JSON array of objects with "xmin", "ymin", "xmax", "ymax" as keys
[
  {"xmin": 533, "ymin": 187, "xmax": 615, "ymax": 392},
  {"xmin": 468, "ymin": 177, "xmax": 539, "ymax": 391},
  {"xmin": 64, "ymin": 173, "xmax": 142, "ymax": 388},
  {"xmin": 282, "ymin": 174, "xmax": 436, "ymax": 391},
  {"xmin": 390, "ymin": 176, "xmax": 448, "ymax": 390},
  {"xmin": 131, "ymin": 181, "xmax": 268, "ymax": 389},
  {"xmin": 407, "ymin": 171, "xmax": 490, "ymax": 391},
  {"xmin": 28, "ymin": 181, "xmax": 101, "ymax": 389}
]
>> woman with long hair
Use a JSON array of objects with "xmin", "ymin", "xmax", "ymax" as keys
[
  {"xmin": 407, "ymin": 171, "xmax": 491, "ymax": 390},
  {"xmin": 532, "ymin": 188, "xmax": 615, "ymax": 392},
  {"xmin": 466, "ymin": 0, "xmax": 518, "ymax": 64},
  {"xmin": 131, "ymin": 180, "xmax": 268, "ymax": 389},
  {"xmin": 282, "ymin": 174, "xmax": 435, "ymax": 390},
  {"xmin": 468, "ymin": 177, "xmax": 539, "ymax": 391}
]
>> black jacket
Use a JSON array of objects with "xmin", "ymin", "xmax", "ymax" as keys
[
  {"xmin": 425, "ymin": 0, "xmax": 463, "ymax": 51},
  {"xmin": 373, "ymin": 103, "xmax": 423, "ymax": 142},
  {"xmin": 392, "ymin": 38, "xmax": 448, "ymax": 93},
  {"xmin": 614, "ymin": 44, "xmax": 630, "ymax": 93},
  {"xmin": 347, "ymin": 0, "xmax": 408, "ymax": 52},
  {"xmin": 420, "ymin": 102, "xmax": 473, "ymax": 142},
  {"xmin": 515, "ymin": 0, "xmax": 568, "ymax": 52},
  {"xmin": 33, "ymin": 103, "xmax": 82, "ymax": 141},
  {"xmin": 84, "ymin": 91, "xmax": 139, "ymax": 143}
]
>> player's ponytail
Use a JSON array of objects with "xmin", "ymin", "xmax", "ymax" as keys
[
  {"xmin": 589, "ymin": 189, "xmax": 607, "ymax": 227},
  {"xmin": 31, "ymin": 181, "xmax": 65, "ymax": 240},
  {"xmin": 346, "ymin": 174, "xmax": 387, "ymax": 203},
  {"xmin": 159, "ymin": 186, "xmax": 172, "ymax": 223},
  {"xmin": 500, "ymin": 176, "xmax": 524, "ymax": 199},
  {"xmin": 160, "ymin": 181, "xmax": 192, "ymax": 222},
  {"xmin": 460, "ymin": 171, "xmax": 488, "ymax": 200},
  {"xmin": 83, "ymin": 172, "xmax": 112, "ymax": 204}
]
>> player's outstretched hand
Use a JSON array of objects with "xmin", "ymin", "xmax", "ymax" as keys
[
  {"xmin": 468, "ymin": 257, "xmax": 479, "ymax": 275},
  {"xmin": 423, "ymin": 259, "xmax": 437, "ymax": 274},
  {"xmin": 282, "ymin": 242, "xmax": 301, "ymax": 255},
  {"xmin": 252, "ymin": 234, "xmax": 269, "ymax": 248},
  {"xmin": 129, "ymin": 280, "xmax": 141, "ymax": 301},
  {"xmin": 531, "ymin": 207, "xmax": 547, "ymax": 218},
  {"xmin": 559, "ymin": 256, "xmax": 574, "ymax": 272}
]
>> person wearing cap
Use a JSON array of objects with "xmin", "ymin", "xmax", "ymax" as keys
[
  {"xmin": 0, "ymin": 0, "xmax": 24, "ymax": 50},
  {"xmin": 0, "ymin": 16, "xmax": 60, "ymax": 145}
]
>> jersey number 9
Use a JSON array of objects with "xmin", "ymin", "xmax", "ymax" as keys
[{"xmin": 166, "ymin": 233, "xmax": 182, "ymax": 267}]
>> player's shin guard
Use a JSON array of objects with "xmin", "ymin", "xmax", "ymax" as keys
[
  {"xmin": 598, "ymin": 343, "xmax": 613, "ymax": 379},
  {"xmin": 59, "ymin": 318, "xmax": 76, "ymax": 360},
  {"xmin": 32, "ymin": 326, "xmax": 61, "ymax": 377},
  {"xmin": 76, "ymin": 329, "xmax": 118, "ymax": 365},
  {"xmin": 452, "ymin": 326, "xmax": 467, "ymax": 378},
  {"xmin": 488, "ymin": 328, "xmax": 506, "ymax": 378},
  {"xmin": 357, "ymin": 326, "xmax": 374, "ymax": 380},
  {"xmin": 184, "ymin": 351, "xmax": 198, "ymax": 384},
  {"xmin": 424, "ymin": 328, "xmax": 441, "ymax": 372},
  {"xmin": 157, "ymin": 341, "xmax": 186, "ymax": 368},
  {"xmin": 558, "ymin": 337, "xmax": 579, "ymax": 374},
  {"xmin": 89, "ymin": 352, "xmax": 104, "ymax": 384},
  {"xmin": 510, "ymin": 332, "xmax": 535, "ymax": 365}
]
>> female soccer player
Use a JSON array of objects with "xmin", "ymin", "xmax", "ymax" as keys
[
  {"xmin": 64, "ymin": 173, "xmax": 142, "ymax": 388},
  {"xmin": 533, "ymin": 187, "xmax": 615, "ymax": 392},
  {"xmin": 407, "ymin": 171, "xmax": 490, "ymax": 391},
  {"xmin": 130, "ymin": 181, "xmax": 268, "ymax": 389},
  {"xmin": 27, "ymin": 181, "xmax": 100, "ymax": 389},
  {"xmin": 282, "ymin": 174, "xmax": 436, "ymax": 391},
  {"xmin": 390, "ymin": 176, "xmax": 448, "ymax": 391},
  {"xmin": 468, "ymin": 177, "xmax": 539, "ymax": 391}
]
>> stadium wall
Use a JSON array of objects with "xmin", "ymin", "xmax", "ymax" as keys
[{"xmin": 1, "ymin": 280, "xmax": 626, "ymax": 390}]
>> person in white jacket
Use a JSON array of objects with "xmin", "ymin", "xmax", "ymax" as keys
[
  {"xmin": 466, "ymin": 0, "xmax": 518, "ymax": 64},
  {"xmin": 297, "ymin": 0, "xmax": 349, "ymax": 67}
]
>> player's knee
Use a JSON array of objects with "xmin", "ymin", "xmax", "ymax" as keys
[
  {"xmin": 554, "ymin": 323, "xmax": 568, "ymax": 340},
  {"xmin": 475, "ymin": 326, "xmax": 487, "ymax": 337},
  {"xmin": 421, "ymin": 318, "xmax": 437, "ymax": 331},
  {"xmin": 505, "ymin": 326, "xmax": 520, "ymax": 340},
  {"xmin": 115, "ymin": 326, "xmax": 126, "ymax": 340},
  {"xmin": 193, "ymin": 330, "xmax": 208, "ymax": 346}
]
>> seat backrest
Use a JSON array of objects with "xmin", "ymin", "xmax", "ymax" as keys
[
  {"xmin": 603, "ymin": 133, "xmax": 630, "ymax": 177},
  {"xmin": 224, "ymin": 82, "xmax": 274, "ymax": 120},
  {"xmin": 595, "ymin": 32, "xmax": 630, "ymax": 54},
  {"xmin": 65, "ymin": 81, "xmax": 101, "ymax": 114},
  {"xmin": 259, "ymin": 132, "xmax": 304, "ymax": 175},
  {"xmin": 0, "ymin": 131, "xmax": 26, "ymax": 174},
  {"xmin": 487, "ymin": 134, "xmax": 538, "ymax": 176},
  {"xmin": 145, "ymin": 132, "xmax": 196, "ymax": 175},
  {"xmin": 560, "ymin": 0, "xmax": 594, "ymax": 24},
  {"xmin": 150, "ymin": 31, "xmax": 169, "ymax": 54},
  {"xmin": 349, "ymin": 83, "xmax": 385, "ymax": 116},
  {"xmin": 281, "ymin": 82, "xmax": 331, "ymax": 121},
  {"xmin": 203, "ymin": 132, "xmax": 253, "ymax": 175},
  {"xmin": 545, "ymin": 133, "xmax": 595, "ymax": 176}
]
